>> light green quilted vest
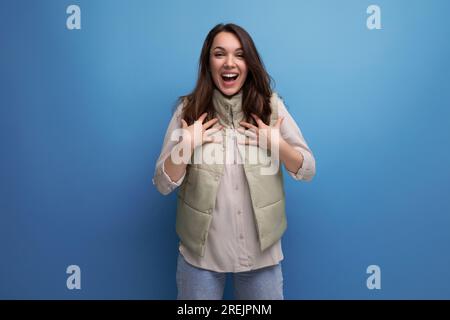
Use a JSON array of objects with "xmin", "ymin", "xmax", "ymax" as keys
[{"xmin": 176, "ymin": 89, "xmax": 286, "ymax": 257}]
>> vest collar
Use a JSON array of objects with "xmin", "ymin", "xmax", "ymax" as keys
[{"xmin": 212, "ymin": 88, "xmax": 244, "ymax": 127}]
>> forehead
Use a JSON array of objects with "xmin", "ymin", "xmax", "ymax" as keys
[{"xmin": 212, "ymin": 32, "xmax": 242, "ymax": 50}]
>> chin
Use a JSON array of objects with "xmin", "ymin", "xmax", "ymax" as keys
[
  {"xmin": 221, "ymin": 88, "xmax": 238, "ymax": 96},
  {"xmin": 217, "ymin": 83, "xmax": 243, "ymax": 97}
]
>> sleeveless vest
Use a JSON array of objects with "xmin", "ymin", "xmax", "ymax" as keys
[{"xmin": 175, "ymin": 89, "xmax": 286, "ymax": 257}]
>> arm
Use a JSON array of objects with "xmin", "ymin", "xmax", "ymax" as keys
[
  {"xmin": 163, "ymin": 143, "xmax": 191, "ymax": 183},
  {"xmin": 278, "ymin": 98, "xmax": 316, "ymax": 181},
  {"xmin": 153, "ymin": 107, "xmax": 221, "ymax": 195},
  {"xmin": 279, "ymin": 137, "xmax": 305, "ymax": 175},
  {"xmin": 152, "ymin": 103, "xmax": 187, "ymax": 195}
]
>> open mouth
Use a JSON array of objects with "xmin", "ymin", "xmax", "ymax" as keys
[{"xmin": 221, "ymin": 73, "xmax": 239, "ymax": 83}]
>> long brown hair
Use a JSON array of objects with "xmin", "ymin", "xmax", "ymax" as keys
[{"xmin": 179, "ymin": 23, "xmax": 273, "ymax": 125}]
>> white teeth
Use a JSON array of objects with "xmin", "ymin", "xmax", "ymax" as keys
[{"xmin": 222, "ymin": 73, "xmax": 238, "ymax": 78}]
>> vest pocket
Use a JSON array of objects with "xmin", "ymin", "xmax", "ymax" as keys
[
  {"xmin": 183, "ymin": 166, "xmax": 220, "ymax": 212},
  {"xmin": 176, "ymin": 198, "xmax": 213, "ymax": 257},
  {"xmin": 255, "ymin": 199, "xmax": 287, "ymax": 251},
  {"xmin": 244, "ymin": 165, "xmax": 285, "ymax": 208}
]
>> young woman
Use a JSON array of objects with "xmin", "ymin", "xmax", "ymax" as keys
[{"xmin": 153, "ymin": 23, "xmax": 316, "ymax": 300}]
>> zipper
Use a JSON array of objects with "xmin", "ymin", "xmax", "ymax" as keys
[
  {"xmin": 229, "ymin": 106, "xmax": 234, "ymax": 129},
  {"xmin": 229, "ymin": 106, "xmax": 238, "ymax": 164}
]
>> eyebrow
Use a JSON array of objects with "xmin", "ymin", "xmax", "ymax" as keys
[{"xmin": 212, "ymin": 46, "xmax": 243, "ymax": 51}]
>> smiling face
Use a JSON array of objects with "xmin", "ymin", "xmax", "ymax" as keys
[{"xmin": 209, "ymin": 32, "xmax": 248, "ymax": 97}]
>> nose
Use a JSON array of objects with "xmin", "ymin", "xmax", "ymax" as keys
[{"xmin": 224, "ymin": 54, "xmax": 236, "ymax": 68}]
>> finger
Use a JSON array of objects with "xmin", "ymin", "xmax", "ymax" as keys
[
  {"xmin": 203, "ymin": 118, "xmax": 219, "ymax": 130},
  {"xmin": 203, "ymin": 135, "xmax": 223, "ymax": 144},
  {"xmin": 239, "ymin": 133, "xmax": 258, "ymax": 143},
  {"xmin": 203, "ymin": 136, "xmax": 215, "ymax": 143},
  {"xmin": 244, "ymin": 128, "xmax": 260, "ymax": 135},
  {"xmin": 181, "ymin": 119, "xmax": 188, "ymax": 128},
  {"xmin": 237, "ymin": 138, "xmax": 249, "ymax": 145},
  {"xmin": 197, "ymin": 112, "xmax": 208, "ymax": 123},
  {"xmin": 236, "ymin": 126, "xmax": 255, "ymax": 132},
  {"xmin": 239, "ymin": 121, "xmax": 258, "ymax": 131},
  {"xmin": 205, "ymin": 127, "xmax": 221, "ymax": 136},
  {"xmin": 237, "ymin": 134, "xmax": 256, "ymax": 145},
  {"xmin": 237, "ymin": 140, "xmax": 247, "ymax": 145},
  {"xmin": 237, "ymin": 139, "xmax": 258, "ymax": 146},
  {"xmin": 237, "ymin": 127, "xmax": 257, "ymax": 139},
  {"xmin": 251, "ymin": 113, "xmax": 265, "ymax": 127}
]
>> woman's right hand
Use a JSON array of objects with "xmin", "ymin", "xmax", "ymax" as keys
[
  {"xmin": 164, "ymin": 113, "xmax": 222, "ymax": 182},
  {"xmin": 181, "ymin": 113, "xmax": 223, "ymax": 151}
]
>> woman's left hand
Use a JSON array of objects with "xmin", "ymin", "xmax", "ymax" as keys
[{"xmin": 238, "ymin": 113, "xmax": 284, "ymax": 150}]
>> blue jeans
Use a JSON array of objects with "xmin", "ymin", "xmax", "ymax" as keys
[{"xmin": 176, "ymin": 253, "xmax": 284, "ymax": 300}]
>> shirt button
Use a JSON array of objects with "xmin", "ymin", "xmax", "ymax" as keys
[
  {"xmin": 240, "ymin": 234, "xmax": 244, "ymax": 239},
  {"xmin": 235, "ymin": 185, "xmax": 239, "ymax": 190},
  {"xmin": 237, "ymin": 210, "xmax": 242, "ymax": 215},
  {"xmin": 214, "ymin": 175, "xmax": 220, "ymax": 181}
]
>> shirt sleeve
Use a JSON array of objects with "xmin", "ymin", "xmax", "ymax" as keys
[
  {"xmin": 277, "ymin": 96, "xmax": 316, "ymax": 182},
  {"xmin": 152, "ymin": 102, "xmax": 187, "ymax": 195}
]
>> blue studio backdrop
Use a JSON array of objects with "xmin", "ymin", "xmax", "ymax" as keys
[{"xmin": 1, "ymin": 0, "xmax": 449, "ymax": 299}]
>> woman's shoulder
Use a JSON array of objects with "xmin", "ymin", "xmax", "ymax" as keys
[
  {"xmin": 171, "ymin": 97, "xmax": 186, "ymax": 118},
  {"xmin": 270, "ymin": 91, "xmax": 280, "ymax": 100},
  {"xmin": 270, "ymin": 91, "xmax": 288, "ymax": 105},
  {"xmin": 270, "ymin": 91, "xmax": 288, "ymax": 113}
]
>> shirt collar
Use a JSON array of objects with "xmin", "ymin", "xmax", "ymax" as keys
[{"xmin": 212, "ymin": 88, "xmax": 244, "ymax": 128}]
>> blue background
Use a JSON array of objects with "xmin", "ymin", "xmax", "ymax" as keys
[{"xmin": 1, "ymin": 0, "xmax": 449, "ymax": 299}]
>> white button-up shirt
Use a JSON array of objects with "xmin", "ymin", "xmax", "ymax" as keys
[{"xmin": 153, "ymin": 92, "xmax": 315, "ymax": 272}]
